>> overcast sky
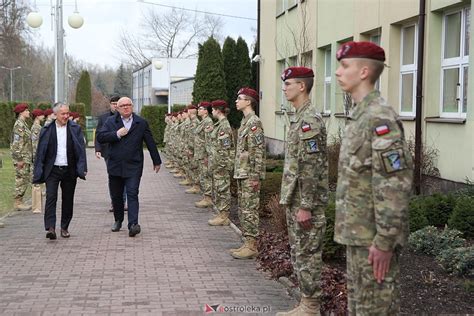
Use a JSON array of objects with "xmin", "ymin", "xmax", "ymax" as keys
[{"xmin": 30, "ymin": 0, "xmax": 257, "ymax": 69}]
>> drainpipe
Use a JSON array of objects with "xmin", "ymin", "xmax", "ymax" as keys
[
  {"xmin": 256, "ymin": 0, "xmax": 261, "ymax": 116},
  {"xmin": 414, "ymin": 0, "xmax": 426, "ymax": 195}
]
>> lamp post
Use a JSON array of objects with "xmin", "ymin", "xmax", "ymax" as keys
[
  {"xmin": 153, "ymin": 59, "xmax": 172, "ymax": 113},
  {"xmin": 26, "ymin": 0, "xmax": 83, "ymax": 103},
  {"xmin": 0, "ymin": 66, "xmax": 22, "ymax": 102}
]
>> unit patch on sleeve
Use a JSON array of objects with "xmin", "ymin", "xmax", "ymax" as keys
[
  {"xmin": 306, "ymin": 139, "xmax": 319, "ymax": 153},
  {"xmin": 375, "ymin": 124, "xmax": 390, "ymax": 136},
  {"xmin": 13, "ymin": 134, "xmax": 20, "ymax": 142},
  {"xmin": 255, "ymin": 133, "xmax": 264, "ymax": 145},
  {"xmin": 221, "ymin": 137, "xmax": 231, "ymax": 148},
  {"xmin": 381, "ymin": 148, "xmax": 406, "ymax": 173}
]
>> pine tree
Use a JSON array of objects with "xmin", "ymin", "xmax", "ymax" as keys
[
  {"xmin": 222, "ymin": 37, "xmax": 242, "ymax": 128},
  {"xmin": 75, "ymin": 70, "xmax": 92, "ymax": 115},
  {"xmin": 95, "ymin": 73, "xmax": 108, "ymax": 95},
  {"xmin": 114, "ymin": 64, "xmax": 131, "ymax": 97},
  {"xmin": 192, "ymin": 37, "xmax": 227, "ymax": 104}
]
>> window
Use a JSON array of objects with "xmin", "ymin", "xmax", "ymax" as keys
[
  {"xmin": 278, "ymin": 59, "xmax": 288, "ymax": 110},
  {"xmin": 324, "ymin": 48, "xmax": 331, "ymax": 113},
  {"xmin": 400, "ymin": 24, "xmax": 417, "ymax": 116},
  {"xmin": 441, "ymin": 7, "xmax": 470, "ymax": 117},
  {"xmin": 370, "ymin": 33, "xmax": 382, "ymax": 90},
  {"xmin": 276, "ymin": 0, "xmax": 285, "ymax": 15}
]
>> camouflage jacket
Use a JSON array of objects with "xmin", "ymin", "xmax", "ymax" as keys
[
  {"xmin": 234, "ymin": 112, "xmax": 266, "ymax": 180},
  {"xmin": 334, "ymin": 90, "xmax": 413, "ymax": 251},
  {"xmin": 178, "ymin": 120, "xmax": 188, "ymax": 155},
  {"xmin": 209, "ymin": 117, "xmax": 234, "ymax": 172},
  {"xmin": 194, "ymin": 116, "xmax": 213, "ymax": 160},
  {"xmin": 186, "ymin": 117, "xmax": 199, "ymax": 154},
  {"xmin": 10, "ymin": 118, "xmax": 33, "ymax": 164},
  {"xmin": 163, "ymin": 122, "xmax": 170, "ymax": 144},
  {"xmin": 31, "ymin": 121, "xmax": 42, "ymax": 161},
  {"xmin": 279, "ymin": 99, "xmax": 328, "ymax": 212}
]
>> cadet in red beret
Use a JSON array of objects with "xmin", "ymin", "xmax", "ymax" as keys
[
  {"xmin": 182, "ymin": 102, "xmax": 200, "ymax": 194},
  {"xmin": 334, "ymin": 41, "xmax": 413, "ymax": 315},
  {"xmin": 11, "ymin": 103, "xmax": 32, "ymax": 212},
  {"xmin": 231, "ymin": 87, "xmax": 265, "ymax": 259},
  {"xmin": 278, "ymin": 65, "xmax": 328, "ymax": 315},
  {"xmin": 31, "ymin": 109, "xmax": 45, "ymax": 214},
  {"xmin": 208, "ymin": 99, "xmax": 233, "ymax": 226},
  {"xmin": 44, "ymin": 108, "xmax": 56, "ymax": 126}
]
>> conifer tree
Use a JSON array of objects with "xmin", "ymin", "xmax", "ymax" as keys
[
  {"xmin": 192, "ymin": 37, "xmax": 227, "ymax": 104},
  {"xmin": 75, "ymin": 70, "xmax": 92, "ymax": 115},
  {"xmin": 114, "ymin": 64, "xmax": 131, "ymax": 97}
]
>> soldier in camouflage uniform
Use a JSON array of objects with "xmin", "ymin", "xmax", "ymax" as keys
[
  {"xmin": 277, "ymin": 67, "xmax": 328, "ymax": 316},
  {"xmin": 185, "ymin": 104, "xmax": 201, "ymax": 194},
  {"xmin": 168, "ymin": 113, "xmax": 180, "ymax": 173},
  {"xmin": 231, "ymin": 87, "xmax": 266, "ymax": 259},
  {"xmin": 208, "ymin": 100, "xmax": 234, "ymax": 226},
  {"xmin": 195, "ymin": 102, "xmax": 214, "ymax": 208},
  {"xmin": 10, "ymin": 103, "xmax": 33, "ymax": 211},
  {"xmin": 44, "ymin": 108, "xmax": 55, "ymax": 126},
  {"xmin": 163, "ymin": 114, "xmax": 172, "ymax": 167},
  {"xmin": 334, "ymin": 42, "xmax": 413, "ymax": 316},
  {"xmin": 31, "ymin": 109, "xmax": 45, "ymax": 214},
  {"xmin": 172, "ymin": 112, "xmax": 187, "ymax": 179}
]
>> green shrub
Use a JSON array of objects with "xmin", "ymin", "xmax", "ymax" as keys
[
  {"xmin": 408, "ymin": 226, "xmax": 466, "ymax": 256},
  {"xmin": 408, "ymin": 197, "xmax": 430, "ymax": 232},
  {"xmin": 260, "ymin": 172, "xmax": 283, "ymax": 216},
  {"xmin": 436, "ymin": 246, "xmax": 474, "ymax": 277},
  {"xmin": 140, "ymin": 105, "xmax": 168, "ymax": 146},
  {"xmin": 424, "ymin": 193, "xmax": 456, "ymax": 227},
  {"xmin": 448, "ymin": 196, "xmax": 474, "ymax": 238},
  {"xmin": 323, "ymin": 196, "xmax": 345, "ymax": 261}
]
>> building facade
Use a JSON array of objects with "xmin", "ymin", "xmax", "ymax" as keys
[
  {"xmin": 132, "ymin": 58, "xmax": 198, "ymax": 114},
  {"xmin": 258, "ymin": 0, "xmax": 473, "ymax": 184},
  {"xmin": 170, "ymin": 77, "xmax": 195, "ymax": 107}
]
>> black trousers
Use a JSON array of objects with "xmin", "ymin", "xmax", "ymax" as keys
[
  {"xmin": 109, "ymin": 175, "xmax": 140, "ymax": 229},
  {"xmin": 44, "ymin": 166, "xmax": 77, "ymax": 230}
]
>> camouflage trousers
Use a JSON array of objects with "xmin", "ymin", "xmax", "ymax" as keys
[
  {"xmin": 286, "ymin": 203, "xmax": 326, "ymax": 297},
  {"xmin": 15, "ymin": 163, "xmax": 31, "ymax": 199},
  {"xmin": 199, "ymin": 160, "xmax": 212, "ymax": 196},
  {"xmin": 237, "ymin": 179, "xmax": 260, "ymax": 238},
  {"xmin": 346, "ymin": 246, "xmax": 401, "ymax": 316},
  {"xmin": 212, "ymin": 168, "xmax": 230, "ymax": 213},
  {"xmin": 189, "ymin": 155, "xmax": 199, "ymax": 184}
]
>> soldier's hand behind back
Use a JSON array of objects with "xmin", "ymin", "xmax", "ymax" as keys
[
  {"xmin": 296, "ymin": 208, "xmax": 312, "ymax": 230},
  {"xmin": 368, "ymin": 245, "xmax": 393, "ymax": 284}
]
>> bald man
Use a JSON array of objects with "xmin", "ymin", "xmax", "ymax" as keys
[{"xmin": 97, "ymin": 97, "xmax": 162, "ymax": 237}]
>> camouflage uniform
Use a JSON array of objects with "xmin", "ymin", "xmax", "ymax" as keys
[
  {"xmin": 187, "ymin": 116, "xmax": 200, "ymax": 185},
  {"xmin": 31, "ymin": 120, "xmax": 43, "ymax": 213},
  {"xmin": 234, "ymin": 112, "xmax": 265, "ymax": 238},
  {"xmin": 334, "ymin": 90, "xmax": 413, "ymax": 315},
  {"xmin": 209, "ymin": 117, "xmax": 234, "ymax": 214},
  {"xmin": 10, "ymin": 117, "xmax": 33, "ymax": 199},
  {"xmin": 195, "ymin": 115, "xmax": 214, "ymax": 196},
  {"xmin": 280, "ymin": 99, "xmax": 328, "ymax": 298},
  {"xmin": 163, "ymin": 119, "xmax": 170, "ymax": 156}
]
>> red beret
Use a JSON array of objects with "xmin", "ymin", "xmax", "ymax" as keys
[
  {"xmin": 13, "ymin": 103, "xmax": 29, "ymax": 113},
  {"xmin": 187, "ymin": 104, "xmax": 198, "ymax": 110},
  {"xmin": 211, "ymin": 100, "xmax": 228, "ymax": 108},
  {"xmin": 31, "ymin": 109, "xmax": 44, "ymax": 118},
  {"xmin": 281, "ymin": 67, "xmax": 314, "ymax": 81},
  {"xmin": 183, "ymin": 108, "xmax": 188, "ymax": 113},
  {"xmin": 173, "ymin": 112, "xmax": 178, "ymax": 117},
  {"xmin": 198, "ymin": 101, "xmax": 212, "ymax": 108},
  {"xmin": 237, "ymin": 87, "xmax": 259, "ymax": 102},
  {"xmin": 336, "ymin": 41, "xmax": 385, "ymax": 62},
  {"xmin": 44, "ymin": 108, "xmax": 54, "ymax": 116},
  {"xmin": 70, "ymin": 112, "xmax": 80, "ymax": 119}
]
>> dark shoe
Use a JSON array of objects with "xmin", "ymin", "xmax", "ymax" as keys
[
  {"xmin": 109, "ymin": 208, "xmax": 114, "ymax": 212},
  {"xmin": 111, "ymin": 221, "xmax": 122, "ymax": 232},
  {"xmin": 46, "ymin": 228, "xmax": 57, "ymax": 240},
  {"xmin": 129, "ymin": 224, "xmax": 141, "ymax": 237},
  {"xmin": 60, "ymin": 229, "xmax": 70, "ymax": 238}
]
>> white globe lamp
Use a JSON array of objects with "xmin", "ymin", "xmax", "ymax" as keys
[
  {"xmin": 68, "ymin": 12, "xmax": 84, "ymax": 29},
  {"xmin": 26, "ymin": 12, "xmax": 43, "ymax": 28},
  {"xmin": 153, "ymin": 60, "xmax": 164, "ymax": 70}
]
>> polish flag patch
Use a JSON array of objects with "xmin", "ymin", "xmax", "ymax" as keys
[
  {"xmin": 375, "ymin": 124, "xmax": 390, "ymax": 136},
  {"xmin": 251, "ymin": 125, "xmax": 257, "ymax": 132},
  {"xmin": 301, "ymin": 123, "xmax": 311, "ymax": 132},
  {"xmin": 219, "ymin": 131, "xmax": 225, "ymax": 136}
]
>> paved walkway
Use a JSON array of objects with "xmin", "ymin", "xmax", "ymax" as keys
[{"xmin": 0, "ymin": 149, "xmax": 293, "ymax": 315}]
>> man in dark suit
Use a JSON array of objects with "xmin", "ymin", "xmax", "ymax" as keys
[
  {"xmin": 33, "ymin": 103, "xmax": 87, "ymax": 240},
  {"xmin": 94, "ymin": 95, "xmax": 126, "ymax": 212},
  {"xmin": 97, "ymin": 97, "xmax": 161, "ymax": 237}
]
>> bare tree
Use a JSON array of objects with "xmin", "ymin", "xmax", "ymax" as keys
[{"xmin": 116, "ymin": 7, "xmax": 223, "ymax": 67}]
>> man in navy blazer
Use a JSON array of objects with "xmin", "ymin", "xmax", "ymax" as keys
[
  {"xmin": 96, "ymin": 97, "xmax": 161, "ymax": 237},
  {"xmin": 33, "ymin": 103, "xmax": 87, "ymax": 240}
]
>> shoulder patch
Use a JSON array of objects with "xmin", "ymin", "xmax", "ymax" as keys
[
  {"xmin": 219, "ymin": 131, "xmax": 225, "ymax": 136},
  {"xmin": 375, "ymin": 124, "xmax": 390, "ymax": 136},
  {"xmin": 301, "ymin": 121, "xmax": 311, "ymax": 132},
  {"xmin": 251, "ymin": 125, "xmax": 258, "ymax": 132}
]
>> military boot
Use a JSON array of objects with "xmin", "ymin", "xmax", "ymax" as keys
[
  {"xmin": 14, "ymin": 198, "xmax": 31, "ymax": 211},
  {"xmin": 185, "ymin": 185, "xmax": 200, "ymax": 194},
  {"xmin": 195, "ymin": 195, "xmax": 213, "ymax": 208},
  {"xmin": 179, "ymin": 178, "xmax": 192, "ymax": 186},
  {"xmin": 276, "ymin": 297, "xmax": 320, "ymax": 316},
  {"xmin": 228, "ymin": 241, "xmax": 245, "ymax": 253},
  {"xmin": 173, "ymin": 171, "xmax": 185, "ymax": 178},
  {"xmin": 231, "ymin": 237, "xmax": 258, "ymax": 259},
  {"xmin": 208, "ymin": 211, "xmax": 230, "ymax": 226},
  {"xmin": 31, "ymin": 184, "xmax": 42, "ymax": 214},
  {"xmin": 170, "ymin": 168, "xmax": 180, "ymax": 173}
]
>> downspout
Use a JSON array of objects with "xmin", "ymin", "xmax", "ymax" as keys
[
  {"xmin": 256, "ymin": 0, "xmax": 261, "ymax": 116},
  {"xmin": 414, "ymin": 0, "xmax": 426, "ymax": 195}
]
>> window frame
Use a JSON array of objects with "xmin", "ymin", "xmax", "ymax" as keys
[
  {"xmin": 399, "ymin": 23, "xmax": 418, "ymax": 117},
  {"xmin": 323, "ymin": 48, "xmax": 332, "ymax": 114},
  {"xmin": 440, "ymin": 7, "xmax": 470, "ymax": 118}
]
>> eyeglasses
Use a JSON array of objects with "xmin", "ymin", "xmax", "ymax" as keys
[{"xmin": 118, "ymin": 104, "xmax": 132, "ymax": 108}]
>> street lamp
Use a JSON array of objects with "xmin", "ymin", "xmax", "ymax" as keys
[
  {"xmin": 153, "ymin": 59, "xmax": 172, "ymax": 113},
  {"xmin": 26, "ymin": 0, "xmax": 83, "ymax": 103},
  {"xmin": 0, "ymin": 66, "xmax": 22, "ymax": 102}
]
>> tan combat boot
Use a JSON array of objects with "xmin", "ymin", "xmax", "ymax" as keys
[
  {"xmin": 276, "ymin": 297, "xmax": 320, "ymax": 316},
  {"xmin": 208, "ymin": 211, "xmax": 230, "ymax": 226},
  {"xmin": 179, "ymin": 178, "xmax": 192, "ymax": 186},
  {"xmin": 31, "ymin": 184, "xmax": 42, "ymax": 214},
  {"xmin": 185, "ymin": 185, "xmax": 200, "ymax": 194},
  {"xmin": 170, "ymin": 168, "xmax": 179, "ymax": 173},
  {"xmin": 195, "ymin": 195, "xmax": 213, "ymax": 208},
  {"xmin": 228, "ymin": 241, "xmax": 245, "ymax": 253},
  {"xmin": 173, "ymin": 171, "xmax": 184, "ymax": 178},
  {"xmin": 14, "ymin": 198, "xmax": 31, "ymax": 211},
  {"xmin": 231, "ymin": 237, "xmax": 258, "ymax": 259}
]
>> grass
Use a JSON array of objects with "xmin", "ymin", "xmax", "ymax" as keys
[{"xmin": 0, "ymin": 148, "xmax": 16, "ymax": 217}]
